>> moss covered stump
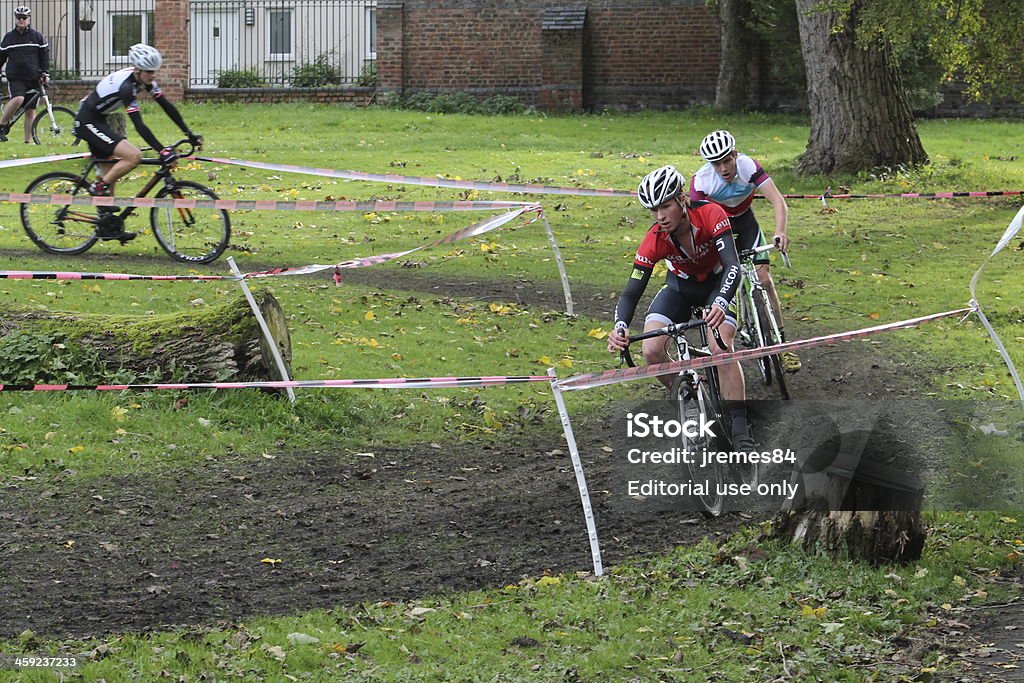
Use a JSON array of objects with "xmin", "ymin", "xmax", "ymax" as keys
[{"xmin": 0, "ymin": 289, "xmax": 291, "ymax": 385}]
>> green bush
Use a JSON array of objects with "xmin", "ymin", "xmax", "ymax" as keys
[
  {"xmin": 478, "ymin": 95, "xmax": 527, "ymax": 115},
  {"xmin": 292, "ymin": 53, "xmax": 341, "ymax": 88},
  {"xmin": 357, "ymin": 60, "xmax": 377, "ymax": 87},
  {"xmin": 395, "ymin": 92, "xmax": 528, "ymax": 115},
  {"xmin": 217, "ymin": 68, "xmax": 266, "ymax": 88}
]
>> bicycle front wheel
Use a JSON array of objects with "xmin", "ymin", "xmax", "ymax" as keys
[
  {"xmin": 674, "ymin": 375, "xmax": 725, "ymax": 517},
  {"xmin": 151, "ymin": 181, "xmax": 230, "ymax": 264},
  {"xmin": 20, "ymin": 172, "xmax": 99, "ymax": 254},
  {"xmin": 32, "ymin": 106, "xmax": 77, "ymax": 147},
  {"xmin": 755, "ymin": 291, "xmax": 790, "ymax": 400}
]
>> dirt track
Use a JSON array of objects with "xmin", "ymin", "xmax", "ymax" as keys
[{"xmin": 1, "ymin": 267, "xmax": 1020, "ymax": 681}]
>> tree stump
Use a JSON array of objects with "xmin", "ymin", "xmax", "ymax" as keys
[
  {"xmin": 0, "ymin": 289, "xmax": 291, "ymax": 386},
  {"xmin": 766, "ymin": 415, "xmax": 927, "ymax": 565}
]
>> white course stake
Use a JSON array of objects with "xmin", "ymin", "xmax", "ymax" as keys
[
  {"xmin": 227, "ymin": 257, "xmax": 296, "ymax": 403},
  {"xmin": 548, "ymin": 367, "xmax": 603, "ymax": 576},
  {"xmin": 541, "ymin": 212, "xmax": 575, "ymax": 317}
]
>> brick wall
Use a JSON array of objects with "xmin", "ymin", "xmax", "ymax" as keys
[
  {"xmin": 154, "ymin": 0, "xmax": 190, "ymax": 100},
  {"xmin": 377, "ymin": 0, "xmax": 727, "ymax": 111}
]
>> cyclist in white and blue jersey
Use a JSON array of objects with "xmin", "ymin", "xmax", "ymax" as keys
[{"xmin": 690, "ymin": 130, "xmax": 800, "ymax": 373}]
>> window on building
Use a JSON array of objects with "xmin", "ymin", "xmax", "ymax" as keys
[
  {"xmin": 268, "ymin": 9, "xmax": 293, "ymax": 60},
  {"xmin": 111, "ymin": 12, "xmax": 155, "ymax": 60},
  {"xmin": 366, "ymin": 7, "xmax": 376, "ymax": 59}
]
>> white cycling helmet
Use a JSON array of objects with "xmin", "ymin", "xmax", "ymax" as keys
[
  {"xmin": 699, "ymin": 130, "xmax": 736, "ymax": 162},
  {"xmin": 14, "ymin": 6, "xmax": 30, "ymax": 16},
  {"xmin": 637, "ymin": 165, "xmax": 684, "ymax": 210},
  {"xmin": 128, "ymin": 43, "xmax": 162, "ymax": 71}
]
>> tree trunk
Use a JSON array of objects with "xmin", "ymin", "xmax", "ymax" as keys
[
  {"xmin": 794, "ymin": 0, "xmax": 928, "ymax": 174},
  {"xmin": 767, "ymin": 427, "xmax": 927, "ymax": 564},
  {"xmin": 0, "ymin": 289, "xmax": 291, "ymax": 385},
  {"xmin": 714, "ymin": 0, "xmax": 753, "ymax": 112}
]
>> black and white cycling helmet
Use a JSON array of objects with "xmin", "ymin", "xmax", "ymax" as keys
[
  {"xmin": 128, "ymin": 43, "xmax": 163, "ymax": 70},
  {"xmin": 699, "ymin": 130, "xmax": 736, "ymax": 162},
  {"xmin": 14, "ymin": 6, "xmax": 30, "ymax": 16},
  {"xmin": 637, "ymin": 165, "xmax": 684, "ymax": 210}
]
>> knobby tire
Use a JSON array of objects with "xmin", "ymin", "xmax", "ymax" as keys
[
  {"xmin": 150, "ymin": 181, "xmax": 230, "ymax": 264},
  {"xmin": 20, "ymin": 171, "xmax": 99, "ymax": 255}
]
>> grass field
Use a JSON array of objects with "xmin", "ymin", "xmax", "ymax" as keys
[{"xmin": 0, "ymin": 105, "xmax": 1021, "ymax": 681}]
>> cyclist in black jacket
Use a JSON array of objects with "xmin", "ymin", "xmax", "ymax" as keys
[
  {"xmin": 73, "ymin": 43, "xmax": 202, "ymax": 241},
  {"xmin": 0, "ymin": 5, "xmax": 49, "ymax": 143}
]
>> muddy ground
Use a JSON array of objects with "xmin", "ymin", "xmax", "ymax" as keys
[{"xmin": 0, "ymin": 267, "xmax": 1020, "ymax": 680}]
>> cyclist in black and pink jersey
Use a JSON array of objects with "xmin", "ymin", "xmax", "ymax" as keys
[
  {"xmin": 73, "ymin": 43, "xmax": 201, "ymax": 241},
  {"xmin": 607, "ymin": 164, "xmax": 754, "ymax": 450},
  {"xmin": 690, "ymin": 130, "xmax": 801, "ymax": 372}
]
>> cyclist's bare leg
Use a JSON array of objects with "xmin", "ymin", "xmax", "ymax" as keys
[
  {"xmin": 641, "ymin": 321, "xmax": 675, "ymax": 391},
  {"xmin": 22, "ymin": 108, "xmax": 34, "ymax": 143},
  {"xmin": 711, "ymin": 323, "xmax": 744, "ymax": 403},
  {"xmin": 756, "ymin": 263, "xmax": 784, "ymax": 322},
  {"xmin": 96, "ymin": 140, "xmax": 143, "ymax": 187},
  {"xmin": 0, "ymin": 95, "xmax": 23, "ymax": 127}
]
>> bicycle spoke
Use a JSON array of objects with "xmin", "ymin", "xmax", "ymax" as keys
[
  {"xmin": 20, "ymin": 172, "xmax": 98, "ymax": 255},
  {"xmin": 151, "ymin": 181, "xmax": 230, "ymax": 263}
]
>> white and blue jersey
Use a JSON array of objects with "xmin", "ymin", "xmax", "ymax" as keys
[{"xmin": 689, "ymin": 154, "xmax": 770, "ymax": 217}]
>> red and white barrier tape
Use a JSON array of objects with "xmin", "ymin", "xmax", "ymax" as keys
[
  {"xmin": 194, "ymin": 155, "xmax": 636, "ymax": 198},
  {"xmin": 1, "ymin": 192, "xmax": 538, "ymax": 212},
  {"xmin": 779, "ymin": 189, "xmax": 1024, "ymax": 201},
  {"xmin": 0, "ymin": 152, "xmax": 90, "ymax": 169},
  {"xmin": 0, "ymin": 205, "xmax": 542, "ymax": 282},
  {"xmin": 0, "ymin": 374, "xmax": 553, "ymax": 393},
  {"xmin": 244, "ymin": 205, "xmax": 541, "ymax": 279},
  {"xmin": 0, "ymin": 271, "xmax": 234, "ymax": 281},
  {"xmin": 555, "ymin": 307, "xmax": 974, "ymax": 392}
]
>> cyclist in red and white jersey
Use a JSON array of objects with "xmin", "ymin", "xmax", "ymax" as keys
[
  {"xmin": 690, "ymin": 130, "xmax": 800, "ymax": 372},
  {"xmin": 607, "ymin": 164, "xmax": 754, "ymax": 450}
]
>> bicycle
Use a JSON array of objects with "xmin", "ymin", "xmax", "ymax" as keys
[
  {"xmin": 736, "ymin": 243, "xmax": 793, "ymax": 400},
  {"xmin": 620, "ymin": 311, "xmax": 756, "ymax": 516},
  {"xmin": 0, "ymin": 79, "xmax": 76, "ymax": 146},
  {"xmin": 19, "ymin": 139, "xmax": 231, "ymax": 264}
]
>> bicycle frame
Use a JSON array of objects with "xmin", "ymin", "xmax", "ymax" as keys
[
  {"xmin": 736, "ymin": 243, "xmax": 791, "ymax": 398},
  {"xmin": 619, "ymin": 315, "xmax": 733, "ymax": 516},
  {"xmin": 3, "ymin": 82, "xmax": 47, "ymax": 125},
  {"xmin": 52, "ymin": 156, "xmax": 172, "ymax": 228}
]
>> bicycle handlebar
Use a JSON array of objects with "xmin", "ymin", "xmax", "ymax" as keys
[
  {"xmin": 618, "ymin": 317, "xmax": 726, "ymax": 368},
  {"xmin": 137, "ymin": 139, "xmax": 198, "ymax": 166},
  {"xmin": 738, "ymin": 241, "xmax": 792, "ymax": 269}
]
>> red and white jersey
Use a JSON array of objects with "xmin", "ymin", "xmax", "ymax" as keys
[
  {"xmin": 633, "ymin": 201, "xmax": 732, "ymax": 282},
  {"xmin": 689, "ymin": 153, "xmax": 769, "ymax": 217}
]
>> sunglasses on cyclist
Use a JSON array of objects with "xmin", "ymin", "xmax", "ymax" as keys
[{"xmin": 15, "ymin": 15, "xmax": 29, "ymax": 19}]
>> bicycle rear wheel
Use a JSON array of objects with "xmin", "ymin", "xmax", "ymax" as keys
[
  {"xmin": 740, "ymin": 285, "xmax": 772, "ymax": 385},
  {"xmin": 674, "ymin": 374, "xmax": 726, "ymax": 517},
  {"xmin": 20, "ymin": 172, "xmax": 99, "ymax": 254},
  {"xmin": 755, "ymin": 291, "xmax": 790, "ymax": 400},
  {"xmin": 151, "ymin": 181, "xmax": 230, "ymax": 264},
  {"xmin": 32, "ymin": 106, "xmax": 77, "ymax": 147}
]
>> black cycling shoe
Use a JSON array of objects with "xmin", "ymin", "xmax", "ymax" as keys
[{"xmin": 98, "ymin": 230, "xmax": 137, "ymax": 243}]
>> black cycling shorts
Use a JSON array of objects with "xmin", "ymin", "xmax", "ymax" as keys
[
  {"xmin": 7, "ymin": 79, "xmax": 38, "ymax": 103},
  {"xmin": 72, "ymin": 113, "xmax": 123, "ymax": 158},
  {"xmin": 730, "ymin": 210, "xmax": 770, "ymax": 265},
  {"xmin": 645, "ymin": 271, "xmax": 738, "ymax": 329}
]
